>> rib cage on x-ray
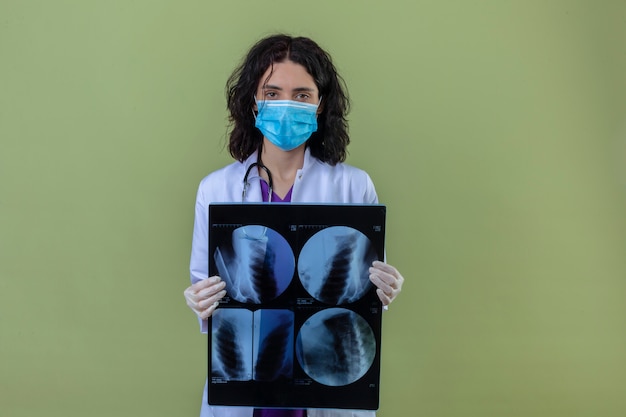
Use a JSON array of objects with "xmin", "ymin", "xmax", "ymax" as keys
[
  {"xmin": 214, "ymin": 226, "xmax": 294, "ymax": 304},
  {"xmin": 214, "ymin": 233, "xmax": 270, "ymax": 303},
  {"xmin": 208, "ymin": 204, "xmax": 385, "ymax": 410},
  {"xmin": 254, "ymin": 323, "xmax": 288, "ymax": 380},
  {"xmin": 318, "ymin": 235, "xmax": 355, "ymax": 305},
  {"xmin": 249, "ymin": 241, "xmax": 278, "ymax": 302},
  {"xmin": 253, "ymin": 310, "xmax": 294, "ymax": 381},
  {"xmin": 211, "ymin": 309, "xmax": 252, "ymax": 381},
  {"xmin": 214, "ymin": 321, "xmax": 246, "ymax": 378},
  {"xmin": 298, "ymin": 226, "xmax": 378, "ymax": 305},
  {"xmin": 296, "ymin": 308, "xmax": 376, "ymax": 386},
  {"xmin": 212, "ymin": 309, "xmax": 294, "ymax": 382}
]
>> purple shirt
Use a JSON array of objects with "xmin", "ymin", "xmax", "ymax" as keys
[{"xmin": 260, "ymin": 179, "xmax": 293, "ymax": 203}]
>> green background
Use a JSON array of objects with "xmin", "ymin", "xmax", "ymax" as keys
[{"xmin": 1, "ymin": 1, "xmax": 625, "ymax": 416}]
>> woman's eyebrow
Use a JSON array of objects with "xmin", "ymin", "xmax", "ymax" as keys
[{"xmin": 263, "ymin": 85, "xmax": 316, "ymax": 92}]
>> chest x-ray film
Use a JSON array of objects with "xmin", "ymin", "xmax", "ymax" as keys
[{"xmin": 208, "ymin": 204, "xmax": 386, "ymax": 410}]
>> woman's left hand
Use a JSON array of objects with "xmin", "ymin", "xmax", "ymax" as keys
[{"xmin": 369, "ymin": 260, "xmax": 404, "ymax": 306}]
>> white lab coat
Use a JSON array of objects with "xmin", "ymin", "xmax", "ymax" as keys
[{"xmin": 190, "ymin": 148, "xmax": 378, "ymax": 417}]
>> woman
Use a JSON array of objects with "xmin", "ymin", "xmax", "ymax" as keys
[{"xmin": 184, "ymin": 34, "xmax": 404, "ymax": 417}]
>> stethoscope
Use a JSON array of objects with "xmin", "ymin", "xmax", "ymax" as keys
[
  {"xmin": 242, "ymin": 160, "xmax": 274, "ymax": 202},
  {"xmin": 241, "ymin": 159, "xmax": 273, "ymax": 239}
]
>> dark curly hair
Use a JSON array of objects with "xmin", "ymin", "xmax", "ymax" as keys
[{"xmin": 225, "ymin": 34, "xmax": 350, "ymax": 165}]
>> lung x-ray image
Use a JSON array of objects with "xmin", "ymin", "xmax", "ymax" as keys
[
  {"xmin": 298, "ymin": 226, "xmax": 378, "ymax": 305},
  {"xmin": 208, "ymin": 204, "xmax": 385, "ymax": 410},
  {"xmin": 214, "ymin": 225, "xmax": 295, "ymax": 304},
  {"xmin": 211, "ymin": 308, "xmax": 295, "ymax": 382},
  {"xmin": 296, "ymin": 308, "xmax": 376, "ymax": 386}
]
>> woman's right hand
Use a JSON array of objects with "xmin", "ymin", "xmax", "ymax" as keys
[{"xmin": 183, "ymin": 276, "xmax": 227, "ymax": 320}]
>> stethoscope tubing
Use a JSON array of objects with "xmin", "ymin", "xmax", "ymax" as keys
[{"xmin": 242, "ymin": 161, "xmax": 274, "ymax": 202}]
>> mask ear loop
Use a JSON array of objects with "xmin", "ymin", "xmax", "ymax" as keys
[{"xmin": 252, "ymin": 95, "xmax": 267, "ymax": 121}]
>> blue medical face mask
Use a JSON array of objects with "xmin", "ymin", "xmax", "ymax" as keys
[{"xmin": 254, "ymin": 99, "xmax": 319, "ymax": 151}]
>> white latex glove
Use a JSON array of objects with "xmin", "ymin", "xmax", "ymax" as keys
[
  {"xmin": 369, "ymin": 260, "xmax": 404, "ymax": 306},
  {"xmin": 183, "ymin": 276, "xmax": 227, "ymax": 320}
]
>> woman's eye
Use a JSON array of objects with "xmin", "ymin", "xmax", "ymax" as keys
[
  {"xmin": 265, "ymin": 91, "xmax": 277, "ymax": 98},
  {"xmin": 295, "ymin": 94, "xmax": 310, "ymax": 101}
]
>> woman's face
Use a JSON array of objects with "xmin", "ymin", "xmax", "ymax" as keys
[{"xmin": 255, "ymin": 60, "xmax": 320, "ymax": 105}]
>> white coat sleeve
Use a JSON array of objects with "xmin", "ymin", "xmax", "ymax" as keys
[
  {"xmin": 190, "ymin": 180, "xmax": 210, "ymax": 333},
  {"xmin": 363, "ymin": 172, "xmax": 378, "ymax": 204}
]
